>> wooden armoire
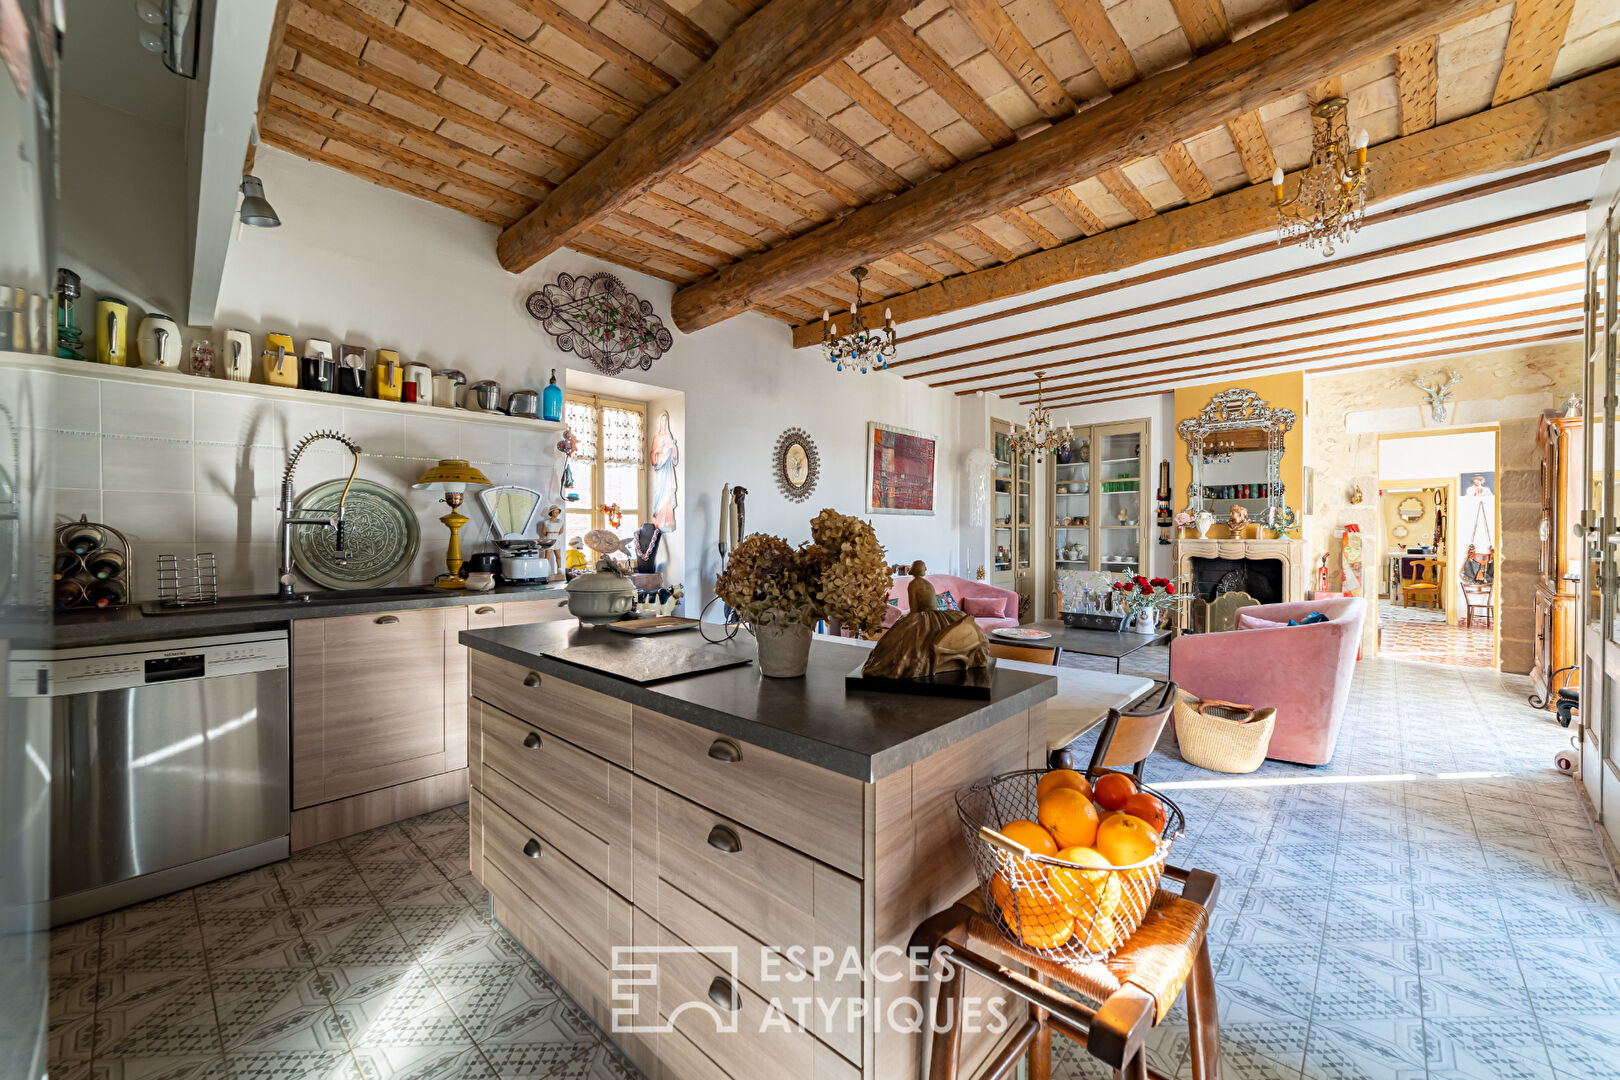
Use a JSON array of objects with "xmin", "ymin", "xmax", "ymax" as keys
[{"xmin": 1533, "ymin": 411, "xmax": 1582, "ymax": 708}]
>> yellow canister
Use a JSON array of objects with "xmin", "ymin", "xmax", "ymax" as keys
[
  {"xmin": 374, "ymin": 348, "xmax": 403, "ymax": 401},
  {"xmin": 262, "ymin": 332, "xmax": 297, "ymax": 386},
  {"xmin": 96, "ymin": 297, "xmax": 130, "ymax": 365}
]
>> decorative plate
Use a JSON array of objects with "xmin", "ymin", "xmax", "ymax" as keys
[
  {"xmin": 773, "ymin": 427, "xmax": 820, "ymax": 502},
  {"xmin": 525, "ymin": 271, "xmax": 673, "ymax": 376},
  {"xmin": 990, "ymin": 627, "xmax": 1052, "ymax": 641},
  {"xmin": 292, "ymin": 479, "xmax": 420, "ymax": 590}
]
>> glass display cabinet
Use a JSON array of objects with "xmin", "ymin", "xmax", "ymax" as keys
[
  {"xmin": 992, "ymin": 420, "xmax": 1035, "ymax": 622},
  {"xmin": 1046, "ymin": 419, "xmax": 1151, "ymax": 615}
]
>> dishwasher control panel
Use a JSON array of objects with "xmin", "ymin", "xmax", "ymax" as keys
[{"xmin": 9, "ymin": 631, "xmax": 289, "ymax": 698}]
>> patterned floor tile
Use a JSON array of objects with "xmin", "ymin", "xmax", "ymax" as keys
[
  {"xmin": 1537, "ymin": 1012, "xmax": 1620, "ymax": 1080},
  {"xmin": 1302, "ymin": 1017, "xmax": 1429, "ymax": 1080},
  {"xmin": 1421, "ymin": 1014, "xmax": 1555, "ymax": 1080},
  {"xmin": 220, "ymin": 1048, "xmax": 354, "ymax": 1079}
]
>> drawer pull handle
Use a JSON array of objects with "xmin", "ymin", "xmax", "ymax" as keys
[
  {"xmin": 523, "ymin": 672, "xmax": 542, "ymax": 688},
  {"xmin": 706, "ymin": 825, "xmax": 741, "ymax": 854},
  {"xmin": 707, "ymin": 976, "xmax": 740, "ymax": 1013},
  {"xmin": 522, "ymin": 731, "xmax": 542, "ymax": 750},
  {"xmin": 475, "ymin": 605, "xmax": 496, "ymax": 614},
  {"xmin": 707, "ymin": 738, "xmax": 742, "ymax": 763},
  {"xmin": 375, "ymin": 615, "xmax": 399, "ymax": 625},
  {"xmin": 522, "ymin": 838, "xmax": 543, "ymax": 859}
]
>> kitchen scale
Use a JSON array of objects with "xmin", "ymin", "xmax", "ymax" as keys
[{"xmin": 478, "ymin": 484, "xmax": 552, "ymax": 584}]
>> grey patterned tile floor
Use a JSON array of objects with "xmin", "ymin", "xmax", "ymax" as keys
[
  {"xmin": 47, "ymin": 656, "xmax": 1620, "ymax": 1080},
  {"xmin": 47, "ymin": 804, "xmax": 638, "ymax": 1079}
]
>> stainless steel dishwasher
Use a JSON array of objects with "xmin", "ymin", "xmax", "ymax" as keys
[{"xmin": 10, "ymin": 630, "xmax": 290, "ymax": 925}]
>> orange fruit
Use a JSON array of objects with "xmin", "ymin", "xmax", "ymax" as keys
[
  {"xmin": 1047, "ymin": 846, "xmax": 1122, "ymax": 923},
  {"xmin": 999, "ymin": 819, "xmax": 1059, "ymax": 858},
  {"xmin": 994, "ymin": 878, "xmax": 1075, "ymax": 950},
  {"xmin": 1095, "ymin": 813, "xmax": 1159, "ymax": 868},
  {"xmin": 1074, "ymin": 906, "xmax": 1119, "ymax": 954},
  {"xmin": 1092, "ymin": 771, "xmax": 1137, "ymax": 811},
  {"xmin": 1037, "ymin": 787, "xmax": 1100, "ymax": 849},
  {"xmin": 1036, "ymin": 769, "xmax": 1092, "ymax": 802},
  {"xmin": 1121, "ymin": 792, "xmax": 1168, "ymax": 834}
]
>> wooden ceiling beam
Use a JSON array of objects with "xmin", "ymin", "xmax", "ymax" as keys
[
  {"xmin": 731, "ymin": 127, "xmax": 864, "ymax": 207},
  {"xmin": 956, "ymin": 223, "xmax": 1018, "ymax": 265},
  {"xmin": 774, "ymin": 95, "xmax": 910, "ymax": 195},
  {"xmin": 615, "ymin": 0, "xmax": 717, "ymax": 59},
  {"xmin": 247, "ymin": 0, "xmax": 294, "ymax": 173},
  {"xmin": 588, "ymin": 225, "xmax": 719, "ymax": 275},
  {"xmin": 1043, "ymin": 186, "xmax": 1105, "ymax": 235},
  {"xmin": 283, "ymin": 26, "xmax": 585, "ymax": 173},
  {"xmin": 877, "ymin": 22, "xmax": 1016, "ymax": 148},
  {"xmin": 781, "ymin": 63, "xmax": 1617, "ymax": 349},
  {"xmin": 681, "ymin": 0, "xmax": 1506, "ymax": 333},
  {"xmin": 1224, "ymin": 110, "xmax": 1276, "ymax": 184},
  {"xmin": 507, "ymin": 0, "xmax": 679, "ymax": 93},
  {"xmin": 1395, "ymin": 38, "xmax": 1438, "ymax": 135},
  {"xmin": 879, "ymin": 251, "xmax": 947, "ymax": 284},
  {"xmin": 821, "ymin": 61, "xmax": 958, "ymax": 173},
  {"xmin": 569, "ymin": 235, "xmax": 694, "ymax": 283},
  {"xmin": 999, "ymin": 206, "xmax": 1062, "ymax": 249},
  {"xmin": 1492, "ymin": 0, "xmax": 1578, "ymax": 105},
  {"xmin": 952, "ymin": 0, "xmax": 1075, "ymax": 120},
  {"xmin": 697, "ymin": 149, "xmax": 835, "ymax": 224},
  {"xmin": 261, "ymin": 128, "xmax": 512, "ymax": 224},
  {"xmin": 1099, "ymin": 167, "xmax": 1155, "ymax": 219},
  {"xmin": 661, "ymin": 173, "xmax": 792, "ymax": 238},
  {"xmin": 496, "ymin": 0, "xmax": 912, "ymax": 273},
  {"xmin": 1155, "ymin": 142, "xmax": 1214, "ymax": 203},
  {"xmin": 918, "ymin": 239, "xmax": 980, "ymax": 274},
  {"xmin": 1166, "ymin": 0, "xmax": 1230, "ymax": 56},
  {"xmin": 610, "ymin": 209, "xmax": 739, "ymax": 264},
  {"xmin": 929, "ymin": 260, "xmax": 1582, "ymax": 388},
  {"xmin": 637, "ymin": 191, "xmax": 770, "ymax": 252},
  {"xmin": 1051, "ymin": 0, "xmax": 1138, "ymax": 92}
]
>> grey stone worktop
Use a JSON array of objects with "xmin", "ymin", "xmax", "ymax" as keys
[
  {"xmin": 460, "ymin": 622, "xmax": 1058, "ymax": 782},
  {"xmin": 52, "ymin": 585, "xmax": 568, "ymax": 648}
]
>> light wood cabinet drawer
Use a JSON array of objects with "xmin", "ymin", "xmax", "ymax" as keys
[
  {"xmin": 633, "ymin": 908, "xmax": 859, "ymax": 1080},
  {"xmin": 633, "ymin": 778, "xmax": 862, "ymax": 1064},
  {"xmin": 502, "ymin": 598, "xmax": 574, "ymax": 625},
  {"xmin": 480, "ymin": 703, "xmax": 633, "ymax": 897},
  {"xmin": 482, "ymin": 794, "xmax": 630, "ymax": 969},
  {"xmin": 470, "ymin": 651, "xmax": 633, "ymax": 767},
  {"xmin": 467, "ymin": 603, "xmax": 504, "ymax": 629},
  {"xmin": 633, "ymin": 708, "xmax": 864, "ymax": 877}
]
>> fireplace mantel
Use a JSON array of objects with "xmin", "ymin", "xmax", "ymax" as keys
[{"xmin": 1175, "ymin": 536, "xmax": 1308, "ymax": 603}]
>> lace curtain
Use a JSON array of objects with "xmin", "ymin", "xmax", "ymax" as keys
[
  {"xmin": 566, "ymin": 400, "xmax": 597, "ymax": 462},
  {"xmin": 601, "ymin": 405, "xmax": 644, "ymax": 466}
]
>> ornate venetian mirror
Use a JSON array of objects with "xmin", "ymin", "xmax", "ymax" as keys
[
  {"xmin": 1177, "ymin": 388, "xmax": 1297, "ymax": 525},
  {"xmin": 773, "ymin": 428, "xmax": 820, "ymax": 502},
  {"xmin": 1397, "ymin": 496, "xmax": 1424, "ymax": 522}
]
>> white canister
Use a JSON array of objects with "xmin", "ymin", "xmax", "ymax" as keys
[
  {"xmin": 137, "ymin": 313, "xmax": 182, "ymax": 369},
  {"xmin": 222, "ymin": 330, "xmax": 253, "ymax": 381},
  {"xmin": 404, "ymin": 363, "xmax": 433, "ymax": 405},
  {"xmin": 432, "ymin": 374, "xmax": 460, "ymax": 408}
]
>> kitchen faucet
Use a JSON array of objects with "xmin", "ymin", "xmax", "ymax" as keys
[{"xmin": 278, "ymin": 430, "xmax": 362, "ymax": 598}]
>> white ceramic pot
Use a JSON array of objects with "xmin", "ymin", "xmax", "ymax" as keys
[
  {"xmin": 1194, "ymin": 510, "xmax": 1215, "ymax": 538},
  {"xmin": 1131, "ymin": 608, "xmax": 1160, "ymax": 635},
  {"xmin": 137, "ymin": 313, "xmax": 182, "ymax": 369},
  {"xmin": 753, "ymin": 621, "xmax": 812, "ymax": 678},
  {"xmin": 565, "ymin": 568, "xmax": 636, "ymax": 623}
]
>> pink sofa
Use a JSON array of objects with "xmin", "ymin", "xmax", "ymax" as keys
[
  {"xmin": 882, "ymin": 575, "xmax": 1020, "ymax": 631},
  {"xmin": 1168, "ymin": 598, "xmax": 1366, "ymax": 766}
]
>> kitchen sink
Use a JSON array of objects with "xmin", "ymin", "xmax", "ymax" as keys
[{"xmin": 139, "ymin": 585, "xmax": 445, "ymax": 616}]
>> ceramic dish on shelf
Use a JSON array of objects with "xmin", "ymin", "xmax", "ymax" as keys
[
  {"xmin": 989, "ymin": 627, "xmax": 1053, "ymax": 642},
  {"xmin": 291, "ymin": 478, "xmax": 420, "ymax": 589}
]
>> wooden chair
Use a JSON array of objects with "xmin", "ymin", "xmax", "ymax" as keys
[
  {"xmin": 910, "ymin": 862, "xmax": 1223, "ymax": 1080},
  {"xmin": 1459, "ymin": 547, "xmax": 1494, "ymax": 628},
  {"xmin": 1050, "ymin": 680, "xmax": 1177, "ymax": 783},
  {"xmin": 1403, "ymin": 558, "xmax": 1443, "ymax": 610},
  {"xmin": 990, "ymin": 641, "xmax": 1059, "ymax": 665}
]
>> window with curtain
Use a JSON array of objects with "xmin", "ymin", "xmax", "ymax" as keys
[{"xmin": 564, "ymin": 395, "xmax": 647, "ymax": 553}]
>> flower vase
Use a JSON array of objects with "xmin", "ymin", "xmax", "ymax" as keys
[
  {"xmin": 753, "ymin": 621, "xmax": 812, "ymax": 678},
  {"xmin": 1131, "ymin": 608, "xmax": 1160, "ymax": 635},
  {"xmin": 1194, "ymin": 511, "xmax": 1215, "ymax": 538}
]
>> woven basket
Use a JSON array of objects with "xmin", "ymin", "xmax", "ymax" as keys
[{"xmin": 1174, "ymin": 693, "xmax": 1275, "ymax": 774}]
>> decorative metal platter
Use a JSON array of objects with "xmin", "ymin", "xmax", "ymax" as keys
[
  {"xmin": 990, "ymin": 627, "xmax": 1052, "ymax": 641},
  {"xmin": 292, "ymin": 478, "xmax": 420, "ymax": 590}
]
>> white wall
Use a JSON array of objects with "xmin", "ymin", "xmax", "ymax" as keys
[
  {"xmin": 1377, "ymin": 431, "xmax": 1497, "ymax": 481},
  {"xmin": 208, "ymin": 148, "xmax": 983, "ymax": 607}
]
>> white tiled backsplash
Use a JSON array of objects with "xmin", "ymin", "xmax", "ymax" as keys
[{"xmin": 42, "ymin": 370, "xmax": 562, "ymax": 600}]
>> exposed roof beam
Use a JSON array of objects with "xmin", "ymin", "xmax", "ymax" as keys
[
  {"xmin": 496, "ymin": 0, "xmax": 913, "ymax": 273},
  {"xmin": 507, "ymin": 0, "xmax": 680, "ymax": 93},
  {"xmin": 1052, "ymin": 0, "xmax": 1138, "ymax": 91},
  {"xmin": 952, "ymin": 0, "xmax": 1075, "ymax": 120},
  {"xmin": 614, "ymin": 0, "xmax": 718, "ymax": 59},
  {"xmin": 781, "ymin": 64, "xmax": 1618, "ymax": 349},
  {"xmin": 877, "ymin": 21, "xmax": 1016, "ymax": 148},
  {"xmin": 675, "ymin": 0, "xmax": 1509, "ymax": 333},
  {"xmin": 1492, "ymin": 0, "xmax": 1577, "ymax": 105},
  {"xmin": 262, "ymin": 129, "xmax": 511, "ymax": 224},
  {"xmin": 1166, "ymin": 0, "xmax": 1230, "ymax": 56}
]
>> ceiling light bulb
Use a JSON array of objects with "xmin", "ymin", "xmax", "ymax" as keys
[
  {"xmin": 1271, "ymin": 167, "xmax": 1284, "ymax": 187},
  {"xmin": 1355, "ymin": 129, "xmax": 1369, "ymax": 149}
]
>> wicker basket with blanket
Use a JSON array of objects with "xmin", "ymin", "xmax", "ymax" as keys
[{"xmin": 1174, "ymin": 693, "xmax": 1275, "ymax": 774}]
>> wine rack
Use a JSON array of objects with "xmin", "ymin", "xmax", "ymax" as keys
[{"xmin": 54, "ymin": 515, "xmax": 133, "ymax": 612}]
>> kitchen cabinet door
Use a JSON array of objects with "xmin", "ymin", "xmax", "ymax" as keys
[{"xmin": 292, "ymin": 607, "xmax": 457, "ymax": 808}]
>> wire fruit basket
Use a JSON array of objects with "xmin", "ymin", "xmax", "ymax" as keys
[{"xmin": 956, "ymin": 769, "xmax": 1183, "ymax": 965}]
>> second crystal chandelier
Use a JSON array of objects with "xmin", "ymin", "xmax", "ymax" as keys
[
  {"xmin": 1272, "ymin": 96, "xmax": 1370, "ymax": 257},
  {"xmin": 820, "ymin": 267, "xmax": 897, "ymax": 374}
]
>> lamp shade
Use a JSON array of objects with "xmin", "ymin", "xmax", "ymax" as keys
[
  {"xmin": 413, "ymin": 459, "xmax": 492, "ymax": 492},
  {"xmin": 239, "ymin": 176, "xmax": 280, "ymax": 228}
]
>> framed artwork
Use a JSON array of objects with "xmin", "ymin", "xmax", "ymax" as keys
[{"xmin": 866, "ymin": 422, "xmax": 936, "ymax": 515}]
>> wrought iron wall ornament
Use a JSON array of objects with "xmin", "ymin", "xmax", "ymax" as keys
[
  {"xmin": 772, "ymin": 428, "xmax": 820, "ymax": 502},
  {"xmin": 1177, "ymin": 388, "xmax": 1296, "ymax": 522},
  {"xmin": 525, "ymin": 272, "xmax": 673, "ymax": 375}
]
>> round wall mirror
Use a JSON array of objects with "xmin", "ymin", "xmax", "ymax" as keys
[{"xmin": 1397, "ymin": 496, "xmax": 1424, "ymax": 522}]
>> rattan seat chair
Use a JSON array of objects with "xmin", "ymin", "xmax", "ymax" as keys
[{"xmin": 910, "ymin": 864, "xmax": 1222, "ymax": 1080}]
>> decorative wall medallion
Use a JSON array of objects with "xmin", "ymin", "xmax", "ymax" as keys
[
  {"xmin": 773, "ymin": 428, "xmax": 819, "ymax": 502},
  {"xmin": 292, "ymin": 479, "xmax": 419, "ymax": 589},
  {"xmin": 525, "ymin": 272, "xmax": 673, "ymax": 375}
]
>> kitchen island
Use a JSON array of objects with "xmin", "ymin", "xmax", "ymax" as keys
[{"xmin": 461, "ymin": 621, "xmax": 1058, "ymax": 1080}]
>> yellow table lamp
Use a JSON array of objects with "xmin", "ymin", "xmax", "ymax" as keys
[{"xmin": 413, "ymin": 459, "xmax": 492, "ymax": 589}]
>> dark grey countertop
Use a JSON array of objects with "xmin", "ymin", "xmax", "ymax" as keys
[
  {"xmin": 53, "ymin": 584, "xmax": 568, "ymax": 648},
  {"xmin": 460, "ymin": 622, "xmax": 1058, "ymax": 782}
]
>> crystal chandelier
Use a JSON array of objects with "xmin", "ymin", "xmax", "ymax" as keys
[
  {"xmin": 820, "ymin": 267, "xmax": 896, "ymax": 373},
  {"xmin": 1009, "ymin": 372, "xmax": 1073, "ymax": 464},
  {"xmin": 1272, "ymin": 97, "xmax": 1370, "ymax": 257}
]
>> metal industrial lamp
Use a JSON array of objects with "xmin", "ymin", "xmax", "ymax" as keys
[
  {"xmin": 239, "ymin": 175, "xmax": 281, "ymax": 228},
  {"xmin": 413, "ymin": 459, "xmax": 492, "ymax": 589}
]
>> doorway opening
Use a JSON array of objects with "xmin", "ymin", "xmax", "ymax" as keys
[{"xmin": 1374, "ymin": 430, "xmax": 1499, "ymax": 668}]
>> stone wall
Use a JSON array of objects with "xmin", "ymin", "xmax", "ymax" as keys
[{"xmin": 1305, "ymin": 342, "xmax": 1582, "ymax": 672}]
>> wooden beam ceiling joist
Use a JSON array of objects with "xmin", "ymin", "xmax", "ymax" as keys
[
  {"xmin": 1155, "ymin": 142, "xmax": 1214, "ymax": 203},
  {"xmin": 1052, "ymin": 0, "xmax": 1138, "ymax": 92},
  {"xmin": 1492, "ymin": 0, "xmax": 1578, "ymax": 106},
  {"xmin": 247, "ymin": 0, "xmax": 294, "ymax": 173},
  {"xmin": 930, "ymin": 261, "xmax": 1582, "ymax": 390},
  {"xmin": 1223, "ymin": 110, "xmax": 1276, "ymax": 184},
  {"xmin": 1043, "ymin": 186, "xmax": 1106, "ymax": 235},
  {"xmin": 661, "ymin": 173, "xmax": 791, "ymax": 238},
  {"xmin": 589, "ymin": 223, "xmax": 723, "ymax": 275},
  {"xmin": 952, "ymin": 0, "xmax": 1076, "ymax": 120},
  {"xmin": 821, "ymin": 61, "xmax": 958, "ymax": 173},
  {"xmin": 919, "ymin": 239, "xmax": 980, "ymax": 274},
  {"xmin": 261, "ymin": 128, "xmax": 512, "ymax": 224},
  {"xmin": 876, "ymin": 21, "xmax": 1016, "ymax": 149},
  {"xmin": 610, "ymin": 209, "xmax": 740, "ymax": 264},
  {"xmin": 677, "ymin": 0, "xmax": 1508, "ymax": 333},
  {"xmin": 508, "ymin": 0, "xmax": 680, "ymax": 94},
  {"xmin": 1395, "ymin": 39, "xmax": 1438, "ymax": 136},
  {"xmin": 731, "ymin": 127, "xmax": 865, "ymax": 207},
  {"xmin": 615, "ymin": 0, "xmax": 717, "ymax": 59},
  {"xmin": 1047, "ymin": 330, "xmax": 1580, "ymax": 409},
  {"xmin": 783, "ymin": 65, "xmax": 1618, "ymax": 350},
  {"xmin": 698, "ymin": 149, "xmax": 834, "ymax": 224},
  {"xmin": 773, "ymin": 95, "xmax": 911, "ymax": 195},
  {"xmin": 568, "ymin": 235, "xmax": 694, "ymax": 284},
  {"xmin": 637, "ymin": 191, "xmax": 770, "ymax": 252},
  {"xmin": 1167, "ymin": 0, "xmax": 1230, "ymax": 56},
  {"xmin": 496, "ymin": 0, "xmax": 913, "ymax": 273}
]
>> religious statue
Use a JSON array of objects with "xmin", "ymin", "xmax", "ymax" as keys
[
  {"xmin": 649, "ymin": 411, "xmax": 679, "ymax": 531},
  {"xmin": 861, "ymin": 561, "xmax": 990, "ymax": 680}
]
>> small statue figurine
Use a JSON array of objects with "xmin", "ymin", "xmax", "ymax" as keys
[
  {"xmin": 538, "ymin": 504, "xmax": 566, "ymax": 573},
  {"xmin": 1226, "ymin": 503, "xmax": 1250, "ymax": 537},
  {"xmin": 565, "ymin": 536, "xmax": 587, "ymax": 574},
  {"xmin": 861, "ymin": 561, "xmax": 990, "ymax": 680}
]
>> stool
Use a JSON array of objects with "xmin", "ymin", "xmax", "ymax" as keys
[{"xmin": 910, "ymin": 865, "xmax": 1221, "ymax": 1080}]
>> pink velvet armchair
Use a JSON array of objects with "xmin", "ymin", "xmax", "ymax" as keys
[
  {"xmin": 1168, "ymin": 598, "xmax": 1366, "ymax": 766},
  {"xmin": 882, "ymin": 574, "xmax": 1019, "ymax": 631}
]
